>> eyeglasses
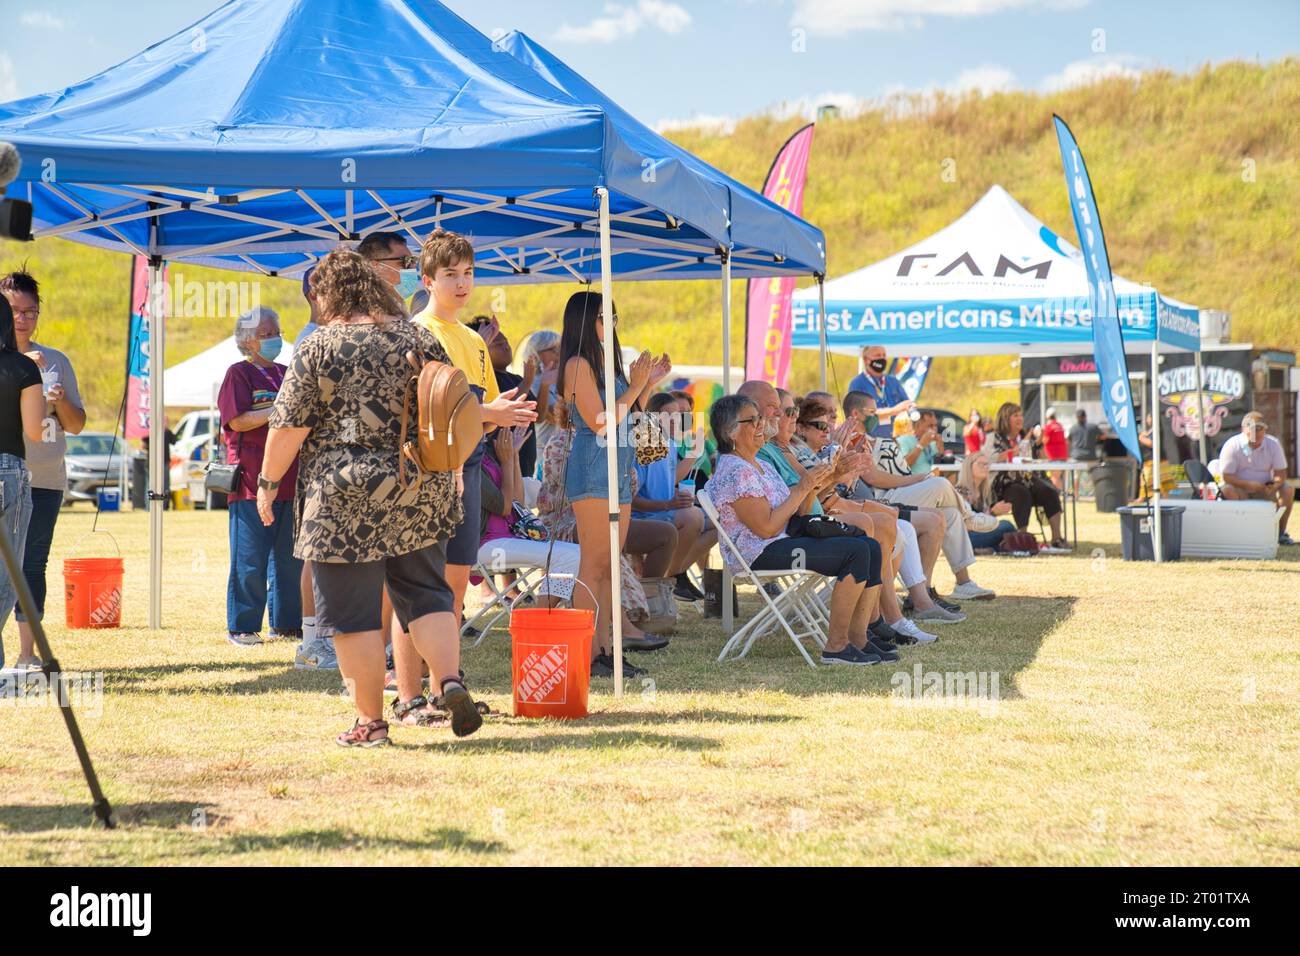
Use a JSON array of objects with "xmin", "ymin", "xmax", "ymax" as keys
[
  {"xmin": 376, "ymin": 254, "xmax": 418, "ymax": 269},
  {"xmin": 12, "ymin": 309, "xmax": 39, "ymax": 321}
]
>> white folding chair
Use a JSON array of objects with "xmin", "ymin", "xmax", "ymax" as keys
[
  {"xmin": 461, "ymin": 561, "xmax": 545, "ymax": 646},
  {"xmin": 697, "ymin": 490, "xmax": 827, "ymax": 667}
]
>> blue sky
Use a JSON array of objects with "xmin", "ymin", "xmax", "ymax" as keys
[{"xmin": 2, "ymin": 1, "xmax": 1297, "ymax": 128}]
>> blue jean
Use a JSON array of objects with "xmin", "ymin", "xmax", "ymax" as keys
[
  {"xmin": 227, "ymin": 498, "xmax": 303, "ymax": 634},
  {"xmin": 968, "ymin": 520, "xmax": 1016, "ymax": 550},
  {"xmin": 15, "ymin": 486, "xmax": 63, "ymax": 622},
  {"xmin": 0, "ymin": 454, "xmax": 32, "ymax": 669}
]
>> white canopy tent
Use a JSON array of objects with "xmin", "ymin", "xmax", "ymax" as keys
[{"xmin": 792, "ymin": 184, "xmax": 1206, "ymax": 561}]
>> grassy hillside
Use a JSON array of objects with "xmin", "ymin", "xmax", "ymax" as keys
[{"xmin": 8, "ymin": 58, "xmax": 1298, "ymax": 430}]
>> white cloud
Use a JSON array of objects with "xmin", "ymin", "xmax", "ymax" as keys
[
  {"xmin": 1041, "ymin": 55, "xmax": 1145, "ymax": 92},
  {"xmin": 0, "ymin": 53, "xmax": 17, "ymax": 102},
  {"xmin": 19, "ymin": 10, "xmax": 66, "ymax": 30},
  {"xmin": 792, "ymin": 0, "xmax": 1088, "ymax": 35},
  {"xmin": 949, "ymin": 63, "xmax": 1017, "ymax": 95},
  {"xmin": 655, "ymin": 113, "xmax": 739, "ymax": 135},
  {"xmin": 556, "ymin": 0, "xmax": 692, "ymax": 44}
]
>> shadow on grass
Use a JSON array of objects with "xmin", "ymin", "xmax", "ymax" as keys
[
  {"xmin": 418, "ymin": 729, "xmax": 721, "ymax": 754},
  {"xmin": 206, "ymin": 826, "xmax": 506, "ymax": 856},
  {"xmin": 0, "ymin": 800, "xmax": 215, "ymax": 832}
]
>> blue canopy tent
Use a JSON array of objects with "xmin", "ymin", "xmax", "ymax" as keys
[{"xmin": 0, "ymin": 0, "xmax": 826, "ymax": 672}]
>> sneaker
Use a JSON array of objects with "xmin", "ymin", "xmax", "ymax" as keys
[
  {"xmin": 383, "ymin": 668, "xmax": 399, "ymax": 692},
  {"xmin": 866, "ymin": 638, "xmax": 901, "ymax": 662},
  {"xmin": 12, "ymin": 654, "xmax": 43, "ymax": 671},
  {"xmin": 227, "ymin": 632, "xmax": 262, "ymax": 647},
  {"xmin": 820, "ymin": 644, "xmax": 882, "ymax": 666},
  {"xmin": 1280, "ymin": 532, "xmax": 1296, "ymax": 546},
  {"xmin": 590, "ymin": 654, "xmax": 616, "ymax": 678},
  {"xmin": 928, "ymin": 586, "xmax": 963, "ymax": 612},
  {"xmin": 336, "ymin": 718, "xmax": 390, "ymax": 748},
  {"xmin": 622, "ymin": 656, "xmax": 647, "ymax": 679},
  {"xmin": 891, "ymin": 617, "xmax": 938, "ymax": 645},
  {"xmin": 673, "ymin": 573, "xmax": 706, "ymax": 602},
  {"xmin": 914, "ymin": 605, "xmax": 967, "ymax": 625},
  {"xmin": 295, "ymin": 638, "xmax": 339, "ymax": 670},
  {"xmin": 879, "ymin": 620, "xmax": 916, "ymax": 646},
  {"xmin": 868, "ymin": 618, "xmax": 904, "ymax": 643},
  {"xmin": 950, "ymin": 580, "xmax": 995, "ymax": 602},
  {"xmin": 268, "ymin": 628, "xmax": 301, "ymax": 642}
]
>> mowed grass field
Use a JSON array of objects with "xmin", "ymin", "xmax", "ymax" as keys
[{"xmin": 1, "ymin": 504, "xmax": 1297, "ymax": 866}]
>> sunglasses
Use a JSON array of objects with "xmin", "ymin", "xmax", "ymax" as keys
[
  {"xmin": 376, "ymin": 254, "xmax": 418, "ymax": 269},
  {"xmin": 781, "ymin": 406, "xmax": 798, "ymax": 418},
  {"xmin": 805, "ymin": 421, "xmax": 832, "ymax": 433},
  {"xmin": 736, "ymin": 416, "xmax": 763, "ymax": 428}
]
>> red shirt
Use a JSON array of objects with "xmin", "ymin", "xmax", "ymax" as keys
[
  {"xmin": 1044, "ymin": 419, "xmax": 1068, "ymax": 460},
  {"xmin": 217, "ymin": 360, "xmax": 297, "ymax": 502},
  {"xmin": 964, "ymin": 425, "xmax": 985, "ymax": 454}
]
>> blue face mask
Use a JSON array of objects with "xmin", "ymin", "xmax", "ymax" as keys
[
  {"xmin": 258, "ymin": 336, "xmax": 283, "ymax": 362},
  {"xmin": 395, "ymin": 269, "xmax": 422, "ymax": 300}
]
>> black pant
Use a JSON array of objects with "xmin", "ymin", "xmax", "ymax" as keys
[
  {"xmin": 752, "ymin": 534, "xmax": 882, "ymax": 587},
  {"xmin": 999, "ymin": 479, "xmax": 1062, "ymax": 529}
]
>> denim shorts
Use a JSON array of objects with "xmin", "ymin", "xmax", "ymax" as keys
[{"xmin": 565, "ymin": 428, "xmax": 634, "ymax": 505}]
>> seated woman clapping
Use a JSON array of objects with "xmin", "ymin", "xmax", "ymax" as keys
[
  {"xmin": 956, "ymin": 451, "xmax": 1018, "ymax": 551},
  {"xmin": 706, "ymin": 395, "xmax": 889, "ymax": 666},
  {"xmin": 989, "ymin": 402, "xmax": 1067, "ymax": 549}
]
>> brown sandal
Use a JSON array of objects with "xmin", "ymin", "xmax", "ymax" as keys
[
  {"xmin": 391, "ymin": 695, "xmax": 448, "ymax": 728},
  {"xmin": 337, "ymin": 718, "xmax": 390, "ymax": 748}
]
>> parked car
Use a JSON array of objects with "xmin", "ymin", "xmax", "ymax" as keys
[
  {"xmin": 64, "ymin": 432, "xmax": 130, "ymax": 505},
  {"xmin": 170, "ymin": 409, "xmax": 221, "ymax": 487}
]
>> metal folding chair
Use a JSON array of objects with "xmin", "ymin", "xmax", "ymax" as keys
[
  {"xmin": 461, "ymin": 563, "xmax": 546, "ymax": 646},
  {"xmin": 697, "ymin": 490, "xmax": 827, "ymax": 667}
]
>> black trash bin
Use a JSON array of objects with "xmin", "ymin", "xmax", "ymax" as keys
[
  {"xmin": 129, "ymin": 453, "xmax": 148, "ymax": 510},
  {"xmin": 1116, "ymin": 504, "xmax": 1184, "ymax": 561},
  {"xmin": 1089, "ymin": 459, "xmax": 1134, "ymax": 513}
]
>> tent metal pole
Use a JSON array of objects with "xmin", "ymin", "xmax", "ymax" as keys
[
  {"xmin": 817, "ymin": 277, "xmax": 828, "ymax": 391},
  {"xmin": 1150, "ymin": 341, "xmax": 1163, "ymax": 563},
  {"xmin": 148, "ymin": 256, "xmax": 165, "ymax": 627},
  {"xmin": 1193, "ymin": 349, "xmax": 1208, "ymax": 465},
  {"xmin": 721, "ymin": 252, "xmax": 732, "ymax": 395},
  {"xmin": 597, "ymin": 188, "xmax": 623, "ymax": 699},
  {"xmin": 720, "ymin": 251, "xmax": 734, "ymax": 636}
]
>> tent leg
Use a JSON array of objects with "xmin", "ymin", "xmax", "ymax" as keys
[
  {"xmin": 148, "ymin": 260, "xmax": 166, "ymax": 628},
  {"xmin": 597, "ymin": 188, "xmax": 623, "ymax": 699},
  {"xmin": 1193, "ymin": 350, "xmax": 1208, "ymax": 465},
  {"xmin": 720, "ymin": 252, "xmax": 734, "ymax": 636},
  {"xmin": 817, "ymin": 277, "xmax": 828, "ymax": 391},
  {"xmin": 1150, "ymin": 342, "xmax": 1162, "ymax": 563}
]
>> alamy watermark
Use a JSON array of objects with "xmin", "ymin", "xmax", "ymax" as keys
[{"xmin": 890, "ymin": 664, "xmax": 1000, "ymax": 717}]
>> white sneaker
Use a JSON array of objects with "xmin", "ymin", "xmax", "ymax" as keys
[
  {"xmin": 892, "ymin": 617, "xmax": 938, "ymax": 644},
  {"xmin": 950, "ymin": 580, "xmax": 995, "ymax": 601},
  {"xmin": 294, "ymin": 637, "xmax": 339, "ymax": 670}
]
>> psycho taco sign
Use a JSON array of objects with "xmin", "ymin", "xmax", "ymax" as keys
[{"xmin": 1158, "ymin": 363, "xmax": 1245, "ymax": 441}]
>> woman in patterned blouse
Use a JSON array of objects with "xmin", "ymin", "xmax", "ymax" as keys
[
  {"xmin": 989, "ymin": 402, "xmax": 1066, "ymax": 549},
  {"xmin": 258, "ymin": 248, "xmax": 482, "ymax": 746}
]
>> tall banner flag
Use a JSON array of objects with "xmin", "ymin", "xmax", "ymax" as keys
[
  {"xmin": 744, "ymin": 123, "xmax": 815, "ymax": 387},
  {"xmin": 125, "ymin": 256, "xmax": 165, "ymax": 440},
  {"xmin": 1052, "ymin": 115, "xmax": 1142, "ymax": 462},
  {"xmin": 889, "ymin": 356, "xmax": 932, "ymax": 402}
]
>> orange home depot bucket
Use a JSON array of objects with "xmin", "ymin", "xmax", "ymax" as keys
[
  {"xmin": 510, "ymin": 607, "xmax": 594, "ymax": 719},
  {"xmin": 64, "ymin": 558, "xmax": 125, "ymax": 628}
]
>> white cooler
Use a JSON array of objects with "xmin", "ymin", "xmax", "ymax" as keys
[{"xmin": 1178, "ymin": 498, "xmax": 1280, "ymax": 560}]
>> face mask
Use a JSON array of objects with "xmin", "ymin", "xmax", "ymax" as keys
[
  {"xmin": 395, "ymin": 269, "xmax": 422, "ymax": 300},
  {"xmin": 258, "ymin": 337, "xmax": 283, "ymax": 361},
  {"xmin": 868, "ymin": 358, "xmax": 888, "ymax": 374},
  {"xmin": 863, "ymin": 413, "xmax": 879, "ymax": 434}
]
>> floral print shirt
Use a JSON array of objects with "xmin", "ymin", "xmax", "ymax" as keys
[
  {"xmin": 270, "ymin": 320, "xmax": 462, "ymax": 563},
  {"xmin": 708, "ymin": 453, "xmax": 791, "ymax": 572}
]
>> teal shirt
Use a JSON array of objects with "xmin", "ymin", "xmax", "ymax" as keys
[
  {"xmin": 756, "ymin": 442, "xmax": 824, "ymax": 516},
  {"xmin": 897, "ymin": 434, "xmax": 937, "ymax": 472}
]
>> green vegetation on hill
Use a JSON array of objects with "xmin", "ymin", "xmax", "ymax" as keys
[{"xmin": 8, "ymin": 59, "xmax": 1297, "ymax": 430}]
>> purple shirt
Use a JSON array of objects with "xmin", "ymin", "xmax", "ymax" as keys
[
  {"xmin": 708, "ymin": 454, "xmax": 791, "ymax": 572},
  {"xmin": 217, "ymin": 360, "xmax": 296, "ymax": 502},
  {"xmin": 1220, "ymin": 433, "xmax": 1286, "ymax": 485}
]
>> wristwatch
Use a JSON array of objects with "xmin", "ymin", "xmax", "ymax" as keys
[{"xmin": 257, "ymin": 474, "xmax": 280, "ymax": 491}]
